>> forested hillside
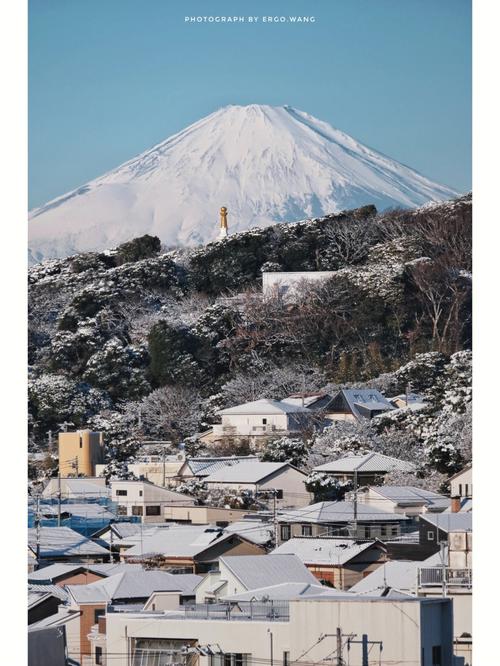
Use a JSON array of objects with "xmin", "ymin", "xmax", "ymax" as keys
[{"xmin": 28, "ymin": 194, "xmax": 472, "ymax": 488}]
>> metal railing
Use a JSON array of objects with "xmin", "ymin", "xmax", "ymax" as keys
[
  {"xmin": 183, "ymin": 600, "xmax": 289, "ymax": 621},
  {"xmin": 418, "ymin": 567, "xmax": 472, "ymax": 589}
]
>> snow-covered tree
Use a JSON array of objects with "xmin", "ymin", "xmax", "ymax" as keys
[{"xmin": 261, "ymin": 436, "xmax": 309, "ymax": 468}]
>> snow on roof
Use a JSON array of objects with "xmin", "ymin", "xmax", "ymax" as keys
[
  {"xmin": 66, "ymin": 570, "xmax": 200, "ymax": 604},
  {"xmin": 370, "ymin": 486, "xmax": 449, "ymax": 509},
  {"xmin": 421, "ymin": 513, "xmax": 472, "ymax": 532},
  {"xmin": 219, "ymin": 399, "xmax": 310, "ymax": 415},
  {"xmin": 28, "ymin": 583, "xmax": 69, "ymax": 602},
  {"xmin": 349, "ymin": 560, "xmax": 419, "ymax": 595},
  {"xmin": 42, "ymin": 477, "xmax": 109, "ymax": 499},
  {"xmin": 185, "ymin": 456, "xmax": 259, "ymax": 477},
  {"xmin": 314, "ymin": 452, "xmax": 415, "ymax": 474},
  {"xmin": 28, "ymin": 561, "xmax": 142, "ymax": 583},
  {"xmin": 222, "ymin": 520, "xmax": 274, "ymax": 545},
  {"xmin": 204, "ymin": 461, "xmax": 293, "ymax": 484},
  {"xmin": 27, "ymin": 527, "xmax": 110, "ymax": 558},
  {"xmin": 220, "ymin": 553, "xmax": 318, "ymax": 590},
  {"xmin": 122, "ymin": 525, "xmax": 230, "ymax": 558},
  {"xmin": 271, "ymin": 537, "xmax": 384, "ymax": 565},
  {"xmin": 279, "ymin": 501, "xmax": 408, "ymax": 524},
  {"xmin": 222, "ymin": 581, "xmax": 353, "ymax": 601},
  {"xmin": 334, "ymin": 389, "xmax": 395, "ymax": 419},
  {"xmin": 36, "ymin": 503, "xmax": 115, "ymax": 520}
]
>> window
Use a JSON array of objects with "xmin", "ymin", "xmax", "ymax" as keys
[
  {"xmin": 95, "ymin": 646, "xmax": 103, "ymax": 665},
  {"xmin": 211, "ymin": 655, "xmax": 249, "ymax": 666},
  {"xmin": 364, "ymin": 526, "xmax": 371, "ymax": 538},
  {"xmin": 283, "ymin": 652, "xmax": 290, "ymax": 666},
  {"xmin": 146, "ymin": 505, "xmax": 161, "ymax": 516},
  {"xmin": 262, "ymin": 418, "xmax": 267, "ymax": 425},
  {"xmin": 116, "ymin": 489, "xmax": 128, "ymax": 496},
  {"xmin": 280, "ymin": 525, "xmax": 291, "ymax": 541},
  {"xmin": 117, "ymin": 505, "xmax": 127, "ymax": 516},
  {"xmin": 459, "ymin": 484, "xmax": 463, "ymax": 496},
  {"xmin": 132, "ymin": 506, "xmax": 143, "ymax": 516},
  {"xmin": 94, "ymin": 608, "xmax": 105, "ymax": 624},
  {"xmin": 381, "ymin": 525, "xmax": 387, "ymax": 537},
  {"xmin": 465, "ymin": 484, "xmax": 469, "ymax": 497},
  {"xmin": 427, "ymin": 531, "xmax": 435, "ymax": 541},
  {"xmin": 139, "ymin": 490, "xmax": 143, "ymax": 497},
  {"xmin": 432, "ymin": 645, "xmax": 442, "ymax": 665},
  {"xmin": 391, "ymin": 526, "xmax": 398, "ymax": 536},
  {"xmin": 301, "ymin": 524, "xmax": 312, "ymax": 537}
]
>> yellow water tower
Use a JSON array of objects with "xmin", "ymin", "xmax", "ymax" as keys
[
  {"xmin": 219, "ymin": 206, "xmax": 228, "ymax": 238},
  {"xmin": 58, "ymin": 429, "xmax": 104, "ymax": 477}
]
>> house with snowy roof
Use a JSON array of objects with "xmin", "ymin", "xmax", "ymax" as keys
[
  {"xmin": 276, "ymin": 500, "xmax": 409, "ymax": 543},
  {"xmin": 326, "ymin": 388, "xmax": 395, "ymax": 421},
  {"xmin": 211, "ymin": 398, "xmax": 314, "ymax": 447},
  {"xmin": 176, "ymin": 455, "xmax": 259, "ymax": 481},
  {"xmin": 28, "ymin": 526, "xmax": 110, "ymax": 566},
  {"xmin": 194, "ymin": 553, "xmax": 318, "ymax": 603},
  {"xmin": 120, "ymin": 523, "xmax": 266, "ymax": 572},
  {"xmin": 271, "ymin": 537, "xmax": 387, "ymax": 589},
  {"xmin": 110, "ymin": 479, "xmax": 193, "ymax": 523},
  {"xmin": 353, "ymin": 485, "xmax": 450, "ymax": 516},
  {"xmin": 313, "ymin": 452, "xmax": 416, "ymax": 485},
  {"xmin": 203, "ymin": 460, "xmax": 312, "ymax": 508}
]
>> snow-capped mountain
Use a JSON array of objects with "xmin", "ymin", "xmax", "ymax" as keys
[{"xmin": 29, "ymin": 104, "xmax": 459, "ymax": 262}]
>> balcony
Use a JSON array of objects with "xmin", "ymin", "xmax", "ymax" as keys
[{"xmin": 418, "ymin": 567, "xmax": 472, "ymax": 589}]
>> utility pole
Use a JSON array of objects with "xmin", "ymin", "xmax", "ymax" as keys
[
  {"xmin": 57, "ymin": 472, "xmax": 62, "ymax": 527},
  {"xmin": 353, "ymin": 469, "xmax": 358, "ymax": 536},
  {"xmin": 268, "ymin": 629, "xmax": 274, "ymax": 666},
  {"xmin": 47, "ymin": 429, "xmax": 53, "ymax": 453},
  {"xmin": 336, "ymin": 627, "xmax": 343, "ymax": 666},
  {"xmin": 34, "ymin": 493, "xmax": 41, "ymax": 569},
  {"xmin": 347, "ymin": 634, "xmax": 383, "ymax": 666},
  {"xmin": 109, "ymin": 520, "xmax": 114, "ymax": 563},
  {"xmin": 440, "ymin": 538, "xmax": 448, "ymax": 597},
  {"xmin": 273, "ymin": 488, "xmax": 278, "ymax": 546}
]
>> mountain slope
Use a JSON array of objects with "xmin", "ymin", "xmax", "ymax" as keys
[{"xmin": 29, "ymin": 104, "xmax": 459, "ymax": 262}]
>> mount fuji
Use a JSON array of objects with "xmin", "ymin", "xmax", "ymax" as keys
[{"xmin": 29, "ymin": 104, "xmax": 459, "ymax": 262}]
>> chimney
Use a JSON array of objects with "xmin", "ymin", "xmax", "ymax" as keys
[{"xmin": 451, "ymin": 496, "xmax": 461, "ymax": 513}]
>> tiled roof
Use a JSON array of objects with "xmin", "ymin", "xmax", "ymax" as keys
[
  {"xmin": 204, "ymin": 461, "xmax": 292, "ymax": 484},
  {"xmin": 279, "ymin": 501, "xmax": 408, "ymax": 524},
  {"xmin": 219, "ymin": 553, "xmax": 318, "ymax": 590},
  {"xmin": 28, "ymin": 583, "xmax": 69, "ymax": 602},
  {"xmin": 186, "ymin": 456, "xmax": 259, "ymax": 476},
  {"xmin": 28, "ymin": 562, "xmax": 142, "ymax": 583},
  {"xmin": 222, "ymin": 582, "xmax": 353, "ymax": 601},
  {"xmin": 122, "ymin": 525, "xmax": 229, "ymax": 558},
  {"xmin": 314, "ymin": 452, "xmax": 416, "ymax": 474},
  {"xmin": 370, "ymin": 486, "xmax": 449, "ymax": 509},
  {"xmin": 27, "ymin": 527, "xmax": 109, "ymax": 558},
  {"xmin": 334, "ymin": 389, "xmax": 394, "ymax": 419},
  {"xmin": 420, "ymin": 513, "xmax": 472, "ymax": 532}
]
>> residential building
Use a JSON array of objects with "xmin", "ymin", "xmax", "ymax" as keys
[
  {"xmin": 212, "ymin": 399, "xmax": 312, "ymax": 446},
  {"xmin": 163, "ymin": 505, "xmax": 257, "ymax": 527},
  {"xmin": 58, "ymin": 430, "xmax": 105, "ymax": 477},
  {"xmin": 65, "ymin": 569, "xmax": 201, "ymax": 664},
  {"xmin": 449, "ymin": 464, "xmax": 472, "ymax": 501},
  {"xmin": 194, "ymin": 553, "xmax": 318, "ymax": 603},
  {"xmin": 389, "ymin": 392, "xmax": 426, "ymax": 410},
  {"xmin": 281, "ymin": 392, "xmax": 334, "ymax": 412},
  {"xmin": 313, "ymin": 452, "xmax": 416, "ymax": 485},
  {"xmin": 325, "ymin": 388, "xmax": 395, "ymax": 421},
  {"xmin": 95, "ymin": 595, "xmax": 454, "ymax": 666},
  {"xmin": 96, "ymin": 449, "xmax": 186, "ymax": 487},
  {"xmin": 110, "ymin": 479, "xmax": 193, "ymax": 522},
  {"xmin": 276, "ymin": 500, "xmax": 408, "ymax": 543},
  {"xmin": 203, "ymin": 461, "xmax": 312, "ymax": 508},
  {"xmin": 120, "ymin": 524, "xmax": 266, "ymax": 573},
  {"xmin": 419, "ymin": 513, "xmax": 472, "ymax": 551},
  {"xmin": 29, "ymin": 607, "xmax": 81, "ymax": 666},
  {"xmin": 353, "ymin": 485, "xmax": 450, "ymax": 516},
  {"xmin": 28, "ymin": 526, "xmax": 110, "ymax": 567},
  {"xmin": 175, "ymin": 456, "xmax": 259, "ymax": 483},
  {"xmin": 271, "ymin": 537, "xmax": 387, "ymax": 589},
  {"xmin": 28, "ymin": 587, "xmax": 66, "ymax": 625},
  {"xmin": 28, "ymin": 562, "xmax": 143, "ymax": 587}
]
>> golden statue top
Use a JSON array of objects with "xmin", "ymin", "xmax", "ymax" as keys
[{"xmin": 220, "ymin": 206, "xmax": 228, "ymax": 214}]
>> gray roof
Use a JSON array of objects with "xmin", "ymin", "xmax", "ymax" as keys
[
  {"xmin": 222, "ymin": 520, "xmax": 274, "ymax": 545},
  {"xmin": 219, "ymin": 399, "xmax": 310, "ymax": 415},
  {"xmin": 222, "ymin": 582, "xmax": 353, "ymax": 601},
  {"xmin": 369, "ymin": 486, "xmax": 450, "ymax": 510},
  {"xmin": 349, "ymin": 561, "xmax": 419, "ymax": 595},
  {"xmin": 42, "ymin": 477, "xmax": 109, "ymax": 499},
  {"xmin": 279, "ymin": 501, "xmax": 408, "ymax": 525},
  {"xmin": 220, "ymin": 553, "xmax": 318, "ymax": 590},
  {"xmin": 122, "ymin": 525, "xmax": 232, "ymax": 558},
  {"xmin": 271, "ymin": 538, "xmax": 384, "ymax": 565},
  {"xmin": 333, "ymin": 389, "xmax": 395, "ymax": 419},
  {"xmin": 37, "ymin": 503, "xmax": 115, "ymax": 520},
  {"xmin": 314, "ymin": 452, "xmax": 416, "ymax": 474},
  {"xmin": 185, "ymin": 456, "xmax": 259, "ymax": 477},
  {"xmin": 421, "ymin": 513, "xmax": 472, "ymax": 532},
  {"xmin": 28, "ymin": 562, "xmax": 142, "ymax": 584},
  {"xmin": 27, "ymin": 527, "xmax": 109, "ymax": 558},
  {"xmin": 66, "ymin": 570, "xmax": 202, "ymax": 604},
  {"xmin": 28, "ymin": 583, "xmax": 69, "ymax": 603},
  {"xmin": 204, "ymin": 461, "xmax": 295, "ymax": 484}
]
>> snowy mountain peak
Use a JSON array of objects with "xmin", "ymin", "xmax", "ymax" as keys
[{"xmin": 29, "ymin": 104, "xmax": 459, "ymax": 263}]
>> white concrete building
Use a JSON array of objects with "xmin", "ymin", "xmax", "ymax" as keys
[
  {"xmin": 449, "ymin": 464, "xmax": 472, "ymax": 501},
  {"xmin": 110, "ymin": 480, "xmax": 193, "ymax": 523},
  {"xmin": 213, "ymin": 399, "xmax": 311, "ymax": 439},
  {"xmin": 97, "ymin": 594, "xmax": 454, "ymax": 666},
  {"xmin": 262, "ymin": 271, "xmax": 335, "ymax": 300},
  {"xmin": 354, "ymin": 485, "xmax": 450, "ymax": 516}
]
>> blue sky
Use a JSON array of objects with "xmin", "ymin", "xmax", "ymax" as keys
[{"xmin": 28, "ymin": 0, "xmax": 471, "ymax": 209}]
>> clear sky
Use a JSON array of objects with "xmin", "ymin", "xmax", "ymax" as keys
[{"xmin": 28, "ymin": 0, "xmax": 471, "ymax": 209}]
